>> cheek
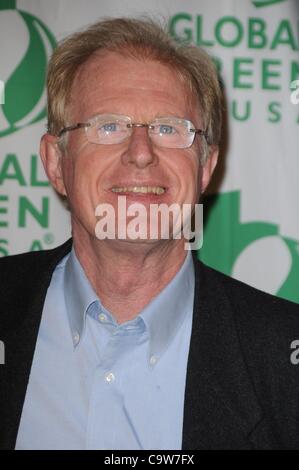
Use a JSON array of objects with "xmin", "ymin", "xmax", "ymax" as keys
[
  {"xmin": 60, "ymin": 154, "xmax": 92, "ymax": 201},
  {"xmin": 62, "ymin": 151, "xmax": 113, "ymax": 205},
  {"xmin": 173, "ymin": 154, "xmax": 201, "ymax": 194},
  {"xmin": 60, "ymin": 156, "xmax": 74, "ymax": 193}
]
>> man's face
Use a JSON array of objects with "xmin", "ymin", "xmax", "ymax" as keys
[{"xmin": 41, "ymin": 51, "xmax": 218, "ymax": 245}]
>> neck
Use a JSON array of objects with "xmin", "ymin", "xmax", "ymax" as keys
[{"xmin": 72, "ymin": 229, "xmax": 188, "ymax": 324}]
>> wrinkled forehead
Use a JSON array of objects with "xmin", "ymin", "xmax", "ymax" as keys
[{"xmin": 68, "ymin": 50, "xmax": 201, "ymax": 123}]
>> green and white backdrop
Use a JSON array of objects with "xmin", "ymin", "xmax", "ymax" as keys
[{"xmin": 0, "ymin": 0, "xmax": 298, "ymax": 303}]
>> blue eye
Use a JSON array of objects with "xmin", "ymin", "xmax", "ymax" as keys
[
  {"xmin": 102, "ymin": 122, "xmax": 118, "ymax": 132},
  {"xmin": 159, "ymin": 125, "xmax": 174, "ymax": 135}
]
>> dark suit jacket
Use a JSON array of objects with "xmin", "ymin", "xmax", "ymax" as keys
[{"xmin": 0, "ymin": 239, "xmax": 299, "ymax": 450}]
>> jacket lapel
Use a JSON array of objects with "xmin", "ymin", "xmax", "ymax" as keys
[
  {"xmin": 182, "ymin": 255, "xmax": 263, "ymax": 450},
  {"xmin": 0, "ymin": 239, "xmax": 72, "ymax": 449}
]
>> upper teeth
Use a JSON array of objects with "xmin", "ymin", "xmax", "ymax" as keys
[{"xmin": 111, "ymin": 186, "xmax": 165, "ymax": 195}]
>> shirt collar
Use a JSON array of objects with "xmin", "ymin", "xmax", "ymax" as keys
[
  {"xmin": 64, "ymin": 247, "xmax": 194, "ymax": 357},
  {"xmin": 64, "ymin": 248, "xmax": 98, "ymax": 345},
  {"xmin": 140, "ymin": 250, "xmax": 194, "ymax": 363}
]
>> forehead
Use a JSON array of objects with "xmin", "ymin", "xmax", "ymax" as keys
[{"xmin": 69, "ymin": 51, "xmax": 199, "ymax": 122}]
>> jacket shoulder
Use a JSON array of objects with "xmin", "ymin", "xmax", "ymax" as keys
[
  {"xmin": 0, "ymin": 239, "xmax": 72, "ymax": 280},
  {"xmin": 197, "ymin": 259, "xmax": 299, "ymax": 391},
  {"xmin": 0, "ymin": 239, "xmax": 72, "ymax": 329},
  {"xmin": 198, "ymin": 260, "xmax": 299, "ymax": 325}
]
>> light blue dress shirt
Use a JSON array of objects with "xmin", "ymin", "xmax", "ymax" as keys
[{"xmin": 16, "ymin": 247, "xmax": 194, "ymax": 450}]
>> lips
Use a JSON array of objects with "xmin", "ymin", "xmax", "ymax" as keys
[{"xmin": 111, "ymin": 185, "xmax": 166, "ymax": 195}]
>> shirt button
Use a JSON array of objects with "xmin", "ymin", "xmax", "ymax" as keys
[
  {"xmin": 98, "ymin": 313, "xmax": 107, "ymax": 322},
  {"xmin": 149, "ymin": 355, "xmax": 158, "ymax": 366},
  {"xmin": 73, "ymin": 332, "xmax": 80, "ymax": 345},
  {"xmin": 104, "ymin": 372, "xmax": 115, "ymax": 383}
]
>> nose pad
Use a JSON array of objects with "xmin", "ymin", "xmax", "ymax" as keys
[
  {"xmin": 129, "ymin": 123, "xmax": 151, "ymax": 140},
  {"xmin": 131, "ymin": 125, "xmax": 152, "ymax": 143}
]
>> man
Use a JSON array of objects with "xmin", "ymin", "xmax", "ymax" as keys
[{"xmin": 0, "ymin": 17, "xmax": 299, "ymax": 450}]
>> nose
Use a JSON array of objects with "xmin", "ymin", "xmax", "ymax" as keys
[{"xmin": 121, "ymin": 126, "xmax": 158, "ymax": 168}]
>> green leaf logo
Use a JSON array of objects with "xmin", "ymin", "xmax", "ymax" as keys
[
  {"xmin": 252, "ymin": 0, "xmax": 287, "ymax": 7},
  {"xmin": 0, "ymin": 0, "xmax": 56, "ymax": 137},
  {"xmin": 199, "ymin": 191, "xmax": 299, "ymax": 304}
]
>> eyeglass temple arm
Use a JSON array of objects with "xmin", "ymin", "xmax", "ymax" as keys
[
  {"xmin": 191, "ymin": 128, "xmax": 209, "ymax": 141},
  {"xmin": 58, "ymin": 122, "xmax": 91, "ymax": 138}
]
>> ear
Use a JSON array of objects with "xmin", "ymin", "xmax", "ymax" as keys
[
  {"xmin": 40, "ymin": 133, "xmax": 67, "ymax": 196},
  {"xmin": 201, "ymin": 145, "xmax": 219, "ymax": 193}
]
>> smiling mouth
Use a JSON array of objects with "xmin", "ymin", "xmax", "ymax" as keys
[{"xmin": 111, "ymin": 186, "xmax": 166, "ymax": 195}]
